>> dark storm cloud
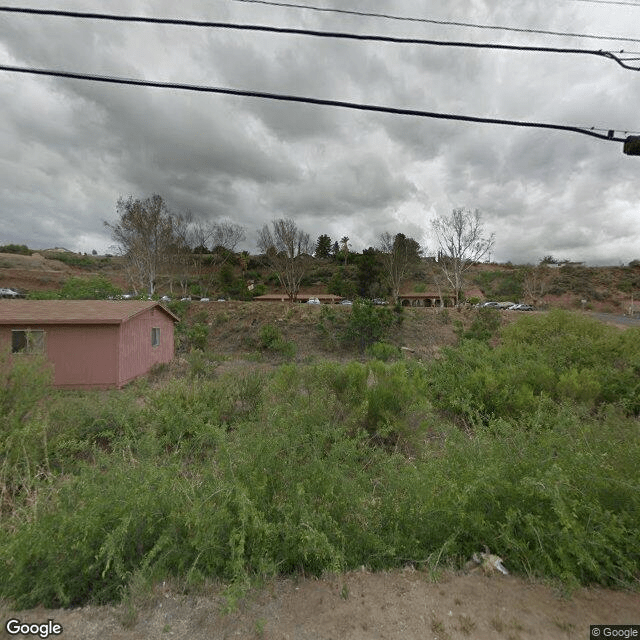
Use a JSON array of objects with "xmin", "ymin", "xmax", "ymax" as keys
[
  {"xmin": 0, "ymin": 0, "xmax": 639, "ymax": 263},
  {"xmin": 267, "ymin": 148, "xmax": 414, "ymax": 217}
]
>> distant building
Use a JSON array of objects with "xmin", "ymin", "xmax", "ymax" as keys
[
  {"xmin": 0, "ymin": 300, "xmax": 178, "ymax": 389},
  {"xmin": 397, "ymin": 292, "xmax": 455, "ymax": 307},
  {"xmin": 254, "ymin": 293, "xmax": 343, "ymax": 303}
]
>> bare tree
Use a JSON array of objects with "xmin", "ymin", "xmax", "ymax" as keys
[
  {"xmin": 379, "ymin": 232, "xmax": 422, "ymax": 303},
  {"xmin": 105, "ymin": 195, "xmax": 184, "ymax": 295},
  {"xmin": 257, "ymin": 218, "xmax": 313, "ymax": 302},
  {"xmin": 432, "ymin": 208, "xmax": 495, "ymax": 306},
  {"xmin": 522, "ymin": 262, "xmax": 555, "ymax": 307},
  {"xmin": 183, "ymin": 219, "xmax": 246, "ymax": 297}
]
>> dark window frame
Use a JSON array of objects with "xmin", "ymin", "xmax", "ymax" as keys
[{"xmin": 11, "ymin": 329, "xmax": 45, "ymax": 354}]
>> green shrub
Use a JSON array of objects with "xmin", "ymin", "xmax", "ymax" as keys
[
  {"xmin": 342, "ymin": 301, "xmax": 397, "ymax": 352},
  {"xmin": 259, "ymin": 324, "xmax": 296, "ymax": 359},
  {"xmin": 474, "ymin": 270, "xmax": 523, "ymax": 300},
  {"xmin": 0, "ymin": 244, "xmax": 31, "ymax": 255},
  {"xmin": 44, "ymin": 252, "xmax": 96, "ymax": 269},
  {"xmin": 259, "ymin": 324, "xmax": 281, "ymax": 350},
  {"xmin": 2, "ymin": 351, "xmax": 640, "ymax": 609},
  {"xmin": 366, "ymin": 341, "xmax": 401, "ymax": 361},
  {"xmin": 186, "ymin": 349, "xmax": 218, "ymax": 379},
  {"xmin": 455, "ymin": 307, "xmax": 501, "ymax": 343},
  {"xmin": 187, "ymin": 323, "xmax": 210, "ymax": 351},
  {"xmin": 59, "ymin": 275, "xmax": 121, "ymax": 299},
  {"xmin": 0, "ymin": 349, "xmax": 54, "ymax": 512},
  {"xmin": 166, "ymin": 301, "xmax": 190, "ymax": 320},
  {"xmin": 26, "ymin": 289, "xmax": 61, "ymax": 300},
  {"xmin": 430, "ymin": 310, "xmax": 640, "ymax": 422},
  {"xmin": 327, "ymin": 268, "xmax": 356, "ymax": 299},
  {"xmin": 250, "ymin": 284, "xmax": 267, "ymax": 297}
]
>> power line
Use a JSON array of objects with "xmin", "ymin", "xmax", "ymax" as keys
[
  {"xmin": 1, "ymin": 7, "xmax": 638, "ymax": 70},
  {"xmin": 570, "ymin": 0, "xmax": 640, "ymax": 6},
  {"xmin": 227, "ymin": 0, "xmax": 640, "ymax": 45},
  {"xmin": 0, "ymin": 63, "xmax": 630, "ymax": 143}
]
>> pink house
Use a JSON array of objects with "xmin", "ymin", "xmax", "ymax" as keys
[{"xmin": 0, "ymin": 300, "xmax": 178, "ymax": 389}]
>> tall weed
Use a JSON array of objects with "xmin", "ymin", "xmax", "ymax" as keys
[{"xmin": 1, "ymin": 350, "xmax": 639, "ymax": 608}]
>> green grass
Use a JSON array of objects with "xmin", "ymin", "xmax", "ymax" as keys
[{"xmin": 1, "ymin": 311, "xmax": 639, "ymax": 609}]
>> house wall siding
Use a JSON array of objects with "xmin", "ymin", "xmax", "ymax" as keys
[
  {"xmin": 0, "ymin": 324, "xmax": 119, "ymax": 388},
  {"xmin": 118, "ymin": 307, "xmax": 175, "ymax": 386},
  {"xmin": 48, "ymin": 324, "xmax": 119, "ymax": 388}
]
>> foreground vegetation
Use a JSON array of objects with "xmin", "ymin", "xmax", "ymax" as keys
[{"xmin": 1, "ymin": 311, "xmax": 639, "ymax": 610}]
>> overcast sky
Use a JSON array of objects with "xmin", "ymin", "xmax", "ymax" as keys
[{"xmin": 1, "ymin": 0, "xmax": 639, "ymax": 264}]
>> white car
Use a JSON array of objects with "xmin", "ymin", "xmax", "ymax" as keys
[
  {"xmin": 0, "ymin": 288, "xmax": 20, "ymax": 297},
  {"xmin": 307, "ymin": 297, "xmax": 321, "ymax": 304}
]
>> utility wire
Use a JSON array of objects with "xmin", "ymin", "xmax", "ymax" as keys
[
  {"xmin": 1, "ymin": 7, "xmax": 638, "ymax": 70},
  {"xmin": 226, "ymin": 0, "xmax": 640, "ymax": 45},
  {"xmin": 0, "ymin": 63, "xmax": 630, "ymax": 143},
  {"xmin": 570, "ymin": 0, "xmax": 640, "ymax": 6}
]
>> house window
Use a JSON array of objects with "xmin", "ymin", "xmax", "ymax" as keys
[
  {"xmin": 151, "ymin": 327, "xmax": 160, "ymax": 347},
  {"xmin": 12, "ymin": 329, "xmax": 45, "ymax": 354}
]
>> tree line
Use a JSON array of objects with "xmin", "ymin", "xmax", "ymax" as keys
[{"xmin": 106, "ymin": 194, "xmax": 495, "ymax": 303}]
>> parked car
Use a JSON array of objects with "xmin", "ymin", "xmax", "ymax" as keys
[
  {"xmin": 199, "ymin": 297, "xmax": 210, "ymax": 302},
  {"xmin": 160, "ymin": 295, "xmax": 171, "ymax": 302},
  {"xmin": 372, "ymin": 298, "xmax": 389, "ymax": 305},
  {"xmin": 0, "ymin": 288, "xmax": 20, "ymax": 298},
  {"xmin": 506, "ymin": 304, "xmax": 533, "ymax": 311},
  {"xmin": 307, "ymin": 297, "xmax": 321, "ymax": 305},
  {"xmin": 481, "ymin": 301, "xmax": 500, "ymax": 308},
  {"xmin": 340, "ymin": 299, "xmax": 353, "ymax": 305},
  {"xmin": 217, "ymin": 298, "xmax": 226, "ymax": 302},
  {"xmin": 180, "ymin": 296, "xmax": 191, "ymax": 302}
]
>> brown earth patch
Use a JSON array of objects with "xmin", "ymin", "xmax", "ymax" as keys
[
  {"xmin": 2, "ymin": 570, "xmax": 638, "ymax": 640},
  {"xmin": 184, "ymin": 300, "xmax": 472, "ymax": 362}
]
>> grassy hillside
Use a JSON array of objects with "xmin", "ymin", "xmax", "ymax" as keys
[{"xmin": 2, "ymin": 249, "xmax": 640, "ymax": 312}]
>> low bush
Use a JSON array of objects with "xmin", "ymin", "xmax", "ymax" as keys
[
  {"xmin": 453, "ymin": 307, "xmax": 501, "ymax": 343},
  {"xmin": 366, "ymin": 341, "xmax": 401, "ymax": 361},
  {"xmin": 0, "ymin": 244, "xmax": 32, "ymax": 255},
  {"xmin": 59, "ymin": 275, "xmax": 121, "ymax": 299},
  {"xmin": 430, "ymin": 310, "xmax": 640, "ymax": 422},
  {"xmin": 259, "ymin": 324, "xmax": 296, "ymax": 359},
  {"xmin": 342, "ymin": 301, "xmax": 399, "ymax": 352},
  {"xmin": 2, "ymin": 314, "xmax": 639, "ymax": 608}
]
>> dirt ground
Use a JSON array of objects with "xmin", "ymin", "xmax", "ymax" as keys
[{"xmin": 2, "ymin": 569, "xmax": 639, "ymax": 640}]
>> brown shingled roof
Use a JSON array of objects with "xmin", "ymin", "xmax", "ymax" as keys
[{"xmin": 0, "ymin": 300, "xmax": 179, "ymax": 324}]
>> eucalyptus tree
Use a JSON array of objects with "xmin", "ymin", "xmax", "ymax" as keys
[
  {"xmin": 378, "ymin": 232, "xmax": 422, "ymax": 303},
  {"xmin": 106, "ymin": 194, "xmax": 183, "ymax": 296},
  {"xmin": 432, "ymin": 208, "xmax": 495, "ymax": 306}
]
